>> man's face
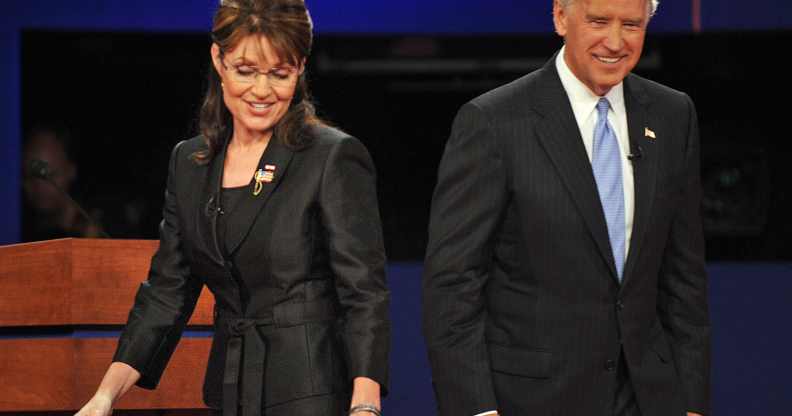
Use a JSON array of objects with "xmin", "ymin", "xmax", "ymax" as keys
[{"xmin": 553, "ymin": 0, "xmax": 648, "ymax": 96}]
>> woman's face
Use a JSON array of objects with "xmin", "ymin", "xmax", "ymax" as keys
[{"xmin": 211, "ymin": 35, "xmax": 303, "ymax": 141}]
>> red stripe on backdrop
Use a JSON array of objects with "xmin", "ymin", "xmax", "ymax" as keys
[{"xmin": 692, "ymin": 0, "xmax": 702, "ymax": 32}]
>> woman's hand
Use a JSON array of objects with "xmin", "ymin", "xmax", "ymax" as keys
[
  {"xmin": 349, "ymin": 376, "xmax": 381, "ymax": 411},
  {"xmin": 74, "ymin": 393, "xmax": 113, "ymax": 416},
  {"xmin": 74, "ymin": 362, "xmax": 141, "ymax": 416}
]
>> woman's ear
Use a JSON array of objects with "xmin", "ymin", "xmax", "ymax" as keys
[
  {"xmin": 211, "ymin": 43, "xmax": 224, "ymax": 76},
  {"xmin": 298, "ymin": 58, "xmax": 306, "ymax": 75}
]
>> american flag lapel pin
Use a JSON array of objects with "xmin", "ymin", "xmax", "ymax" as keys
[
  {"xmin": 263, "ymin": 165, "xmax": 276, "ymax": 183},
  {"xmin": 644, "ymin": 127, "xmax": 656, "ymax": 140},
  {"xmin": 253, "ymin": 165, "xmax": 277, "ymax": 196},
  {"xmin": 253, "ymin": 165, "xmax": 276, "ymax": 196}
]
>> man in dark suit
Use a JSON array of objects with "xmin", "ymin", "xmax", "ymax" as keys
[{"xmin": 422, "ymin": 1, "xmax": 710, "ymax": 415}]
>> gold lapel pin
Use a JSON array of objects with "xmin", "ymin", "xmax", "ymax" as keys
[
  {"xmin": 253, "ymin": 165, "xmax": 276, "ymax": 196},
  {"xmin": 644, "ymin": 127, "xmax": 656, "ymax": 140}
]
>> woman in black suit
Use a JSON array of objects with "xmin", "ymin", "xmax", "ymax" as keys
[{"xmin": 74, "ymin": 1, "xmax": 389, "ymax": 415}]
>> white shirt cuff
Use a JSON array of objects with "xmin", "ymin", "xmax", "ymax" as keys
[{"xmin": 473, "ymin": 412, "xmax": 498, "ymax": 416}]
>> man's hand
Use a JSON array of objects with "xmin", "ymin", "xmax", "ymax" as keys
[{"xmin": 688, "ymin": 413, "xmax": 703, "ymax": 416}]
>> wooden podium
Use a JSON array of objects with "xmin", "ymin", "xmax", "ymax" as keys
[{"xmin": 0, "ymin": 239, "xmax": 215, "ymax": 414}]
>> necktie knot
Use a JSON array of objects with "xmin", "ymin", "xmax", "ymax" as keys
[{"xmin": 597, "ymin": 97, "xmax": 611, "ymax": 119}]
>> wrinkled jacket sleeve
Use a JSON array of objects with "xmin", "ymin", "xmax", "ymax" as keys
[
  {"xmin": 423, "ymin": 102, "xmax": 507, "ymax": 415},
  {"xmin": 657, "ymin": 95, "xmax": 711, "ymax": 415},
  {"xmin": 113, "ymin": 140, "xmax": 204, "ymax": 389},
  {"xmin": 319, "ymin": 136, "xmax": 390, "ymax": 393}
]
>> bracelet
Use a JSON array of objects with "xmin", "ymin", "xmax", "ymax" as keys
[{"xmin": 349, "ymin": 404, "xmax": 382, "ymax": 416}]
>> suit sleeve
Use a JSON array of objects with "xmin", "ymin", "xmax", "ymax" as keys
[
  {"xmin": 319, "ymin": 136, "xmax": 390, "ymax": 393},
  {"xmin": 657, "ymin": 94, "xmax": 711, "ymax": 415},
  {"xmin": 423, "ymin": 102, "xmax": 508, "ymax": 415},
  {"xmin": 112, "ymin": 140, "xmax": 204, "ymax": 389}
]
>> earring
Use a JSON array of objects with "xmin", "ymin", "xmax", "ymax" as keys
[{"xmin": 221, "ymin": 82, "xmax": 225, "ymax": 88}]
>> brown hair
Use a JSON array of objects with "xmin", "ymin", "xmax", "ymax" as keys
[{"xmin": 195, "ymin": 0, "xmax": 323, "ymax": 163}]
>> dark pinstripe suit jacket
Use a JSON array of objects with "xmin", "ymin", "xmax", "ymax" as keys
[
  {"xmin": 113, "ymin": 125, "xmax": 389, "ymax": 415},
  {"xmin": 423, "ymin": 56, "xmax": 710, "ymax": 416}
]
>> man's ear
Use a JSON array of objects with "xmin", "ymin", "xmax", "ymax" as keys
[{"xmin": 553, "ymin": 0, "xmax": 569, "ymax": 37}]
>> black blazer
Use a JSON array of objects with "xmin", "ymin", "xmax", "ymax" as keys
[
  {"xmin": 114, "ymin": 125, "xmax": 390, "ymax": 415},
  {"xmin": 423, "ymin": 57, "xmax": 710, "ymax": 416}
]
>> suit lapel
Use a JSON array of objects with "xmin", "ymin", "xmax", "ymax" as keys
[
  {"xmin": 196, "ymin": 143, "xmax": 226, "ymax": 266},
  {"xmin": 224, "ymin": 138, "xmax": 294, "ymax": 256},
  {"xmin": 621, "ymin": 76, "xmax": 658, "ymax": 287},
  {"xmin": 531, "ymin": 58, "xmax": 619, "ymax": 280}
]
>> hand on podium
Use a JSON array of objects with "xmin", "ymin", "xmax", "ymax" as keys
[
  {"xmin": 74, "ymin": 393, "xmax": 112, "ymax": 416},
  {"xmin": 74, "ymin": 361, "xmax": 141, "ymax": 416}
]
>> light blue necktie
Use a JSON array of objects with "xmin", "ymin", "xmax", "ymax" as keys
[{"xmin": 592, "ymin": 98, "xmax": 626, "ymax": 281}]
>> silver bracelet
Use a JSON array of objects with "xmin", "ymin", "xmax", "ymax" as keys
[{"xmin": 349, "ymin": 404, "xmax": 382, "ymax": 416}]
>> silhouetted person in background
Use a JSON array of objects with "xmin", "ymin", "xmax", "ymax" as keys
[{"xmin": 21, "ymin": 124, "xmax": 103, "ymax": 241}]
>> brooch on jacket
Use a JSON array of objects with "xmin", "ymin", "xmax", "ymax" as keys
[{"xmin": 253, "ymin": 165, "xmax": 276, "ymax": 196}]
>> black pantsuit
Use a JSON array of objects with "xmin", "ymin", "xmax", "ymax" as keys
[{"xmin": 114, "ymin": 125, "xmax": 390, "ymax": 416}]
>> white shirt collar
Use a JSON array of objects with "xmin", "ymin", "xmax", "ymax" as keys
[{"xmin": 555, "ymin": 45, "xmax": 625, "ymax": 120}]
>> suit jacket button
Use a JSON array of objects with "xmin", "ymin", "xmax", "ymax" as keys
[
  {"xmin": 616, "ymin": 300, "xmax": 625, "ymax": 311},
  {"xmin": 605, "ymin": 359, "xmax": 617, "ymax": 372}
]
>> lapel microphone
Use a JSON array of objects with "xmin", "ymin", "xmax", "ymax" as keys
[
  {"xmin": 628, "ymin": 145, "xmax": 643, "ymax": 162},
  {"xmin": 205, "ymin": 195, "xmax": 216, "ymax": 217},
  {"xmin": 205, "ymin": 195, "xmax": 224, "ymax": 217}
]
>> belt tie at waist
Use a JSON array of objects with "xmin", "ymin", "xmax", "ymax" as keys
[
  {"xmin": 217, "ymin": 300, "xmax": 339, "ymax": 416},
  {"xmin": 222, "ymin": 317, "xmax": 273, "ymax": 416}
]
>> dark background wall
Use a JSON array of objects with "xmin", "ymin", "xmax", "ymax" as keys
[
  {"xmin": 5, "ymin": 0, "xmax": 792, "ymax": 245},
  {"xmin": 18, "ymin": 30, "xmax": 792, "ymax": 261},
  {"xmin": 2, "ymin": 1, "xmax": 792, "ymax": 414}
]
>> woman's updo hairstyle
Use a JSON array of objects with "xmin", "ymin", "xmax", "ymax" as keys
[{"xmin": 195, "ymin": 0, "xmax": 322, "ymax": 163}]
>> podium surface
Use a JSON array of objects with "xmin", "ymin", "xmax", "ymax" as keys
[{"xmin": 0, "ymin": 238, "xmax": 214, "ymax": 413}]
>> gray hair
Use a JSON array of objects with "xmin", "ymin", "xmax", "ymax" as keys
[{"xmin": 558, "ymin": 0, "xmax": 659, "ymax": 17}]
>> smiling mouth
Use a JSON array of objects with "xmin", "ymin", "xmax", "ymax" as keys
[
  {"xmin": 594, "ymin": 54, "xmax": 625, "ymax": 64},
  {"xmin": 246, "ymin": 101, "xmax": 276, "ymax": 115},
  {"xmin": 248, "ymin": 102, "xmax": 273, "ymax": 110}
]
